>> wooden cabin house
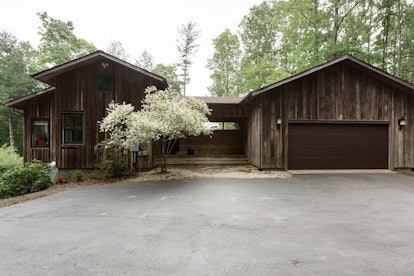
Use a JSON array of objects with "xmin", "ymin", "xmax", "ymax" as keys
[
  {"xmin": 6, "ymin": 51, "xmax": 168, "ymax": 169},
  {"xmin": 176, "ymin": 55, "xmax": 414, "ymax": 170},
  {"xmin": 7, "ymin": 52, "xmax": 414, "ymax": 170}
]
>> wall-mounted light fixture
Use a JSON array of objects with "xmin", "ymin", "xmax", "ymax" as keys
[
  {"xmin": 398, "ymin": 117, "xmax": 406, "ymax": 130},
  {"xmin": 276, "ymin": 118, "xmax": 282, "ymax": 125}
]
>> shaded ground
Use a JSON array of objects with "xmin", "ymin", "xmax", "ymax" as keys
[{"xmin": 0, "ymin": 165, "xmax": 290, "ymax": 208}]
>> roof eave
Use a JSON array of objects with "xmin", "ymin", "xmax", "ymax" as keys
[
  {"xmin": 250, "ymin": 54, "xmax": 414, "ymax": 97},
  {"xmin": 32, "ymin": 50, "xmax": 167, "ymax": 86},
  {"xmin": 5, "ymin": 87, "xmax": 55, "ymax": 109},
  {"xmin": 192, "ymin": 96, "xmax": 243, "ymax": 105}
]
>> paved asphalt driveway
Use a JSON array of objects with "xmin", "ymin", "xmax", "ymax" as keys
[{"xmin": 1, "ymin": 173, "xmax": 414, "ymax": 275}]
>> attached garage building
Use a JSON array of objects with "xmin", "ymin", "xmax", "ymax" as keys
[{"xmin": 243, "ymin": 55, "xmax": 414, "ymax": 170}]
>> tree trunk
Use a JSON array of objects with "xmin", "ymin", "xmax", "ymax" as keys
[
  {"xmin": 161, "ymin": 140, "xmax": 167, "ymax": 172},
  {"xmin": 160, "ymin": 139, "xmax": 177, "ymax": 173},
  {"xmin": 8, "ymin": 117, "xmax": 15, "ymax": 150},
  {"xmin": 332, "ymin": 5, "xmax": 339, "ymax": 59},
  {"xmin": 394, "ymin": 0, "xmax": 403, "ymax": 77},
  {"xmin": 381, "ymin": 1, "xmax": 392, "ymax": 70},
  {"xmin": 312, "ymin": 0, "xmax": 320, "ymax": 62}
]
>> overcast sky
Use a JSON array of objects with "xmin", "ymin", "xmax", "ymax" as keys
[{"xmin": 0, "ymin": 0, "xmax": 263, "ymax": 96}]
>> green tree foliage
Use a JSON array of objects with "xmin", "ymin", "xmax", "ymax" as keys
[
  {"xmin": 238, "ymin": 1, "xmax": 288, "ymax": 92},
  {"xmin": 176, "ymin": 21, "xmax": 200, "ymax": 95},
  {"xmin": 37, "ymin": 12, "xmax": 96, "ymax": 68},
  {"xmin": 152, "ymin": 64, "xmax": 181, "ymax": 92},
  {"xmin": 209, "ymin": 0, "xmax": 414, "ymax": 94},
  {"xmin": 207, "ymin": 29, "xmax": 242, "ymax": 96},
  {"xmin": 0, "ymin": 31, "xmax": 38, "ymax": 153},
  {"xmin": 0, "ymin": 144, "xmax": 23, "ymax": 173},
  {"xmin": 399, "ymin": 2, "xmax": 414, "ymax": 83},
  {"xmin": 133, "ymin": 50, "xmax": 181, "ymax": 92},
  {"xmin": 1, "ymin": 13, "xmax": 98, "ymax": 153}
]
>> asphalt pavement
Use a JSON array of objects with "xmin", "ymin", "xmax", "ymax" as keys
[{"xmin": 1, "ymin": 173, "xmax": 414, "ymax": 275}]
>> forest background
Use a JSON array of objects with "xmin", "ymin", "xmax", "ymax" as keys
[{"xmin": 1, "ymin": 0, "xmax": 413, "ymax": 154}]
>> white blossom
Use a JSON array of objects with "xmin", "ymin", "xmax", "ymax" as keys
[{"xmin": 98, "ymin": 86, "xmax": 212, "ymax": 171}]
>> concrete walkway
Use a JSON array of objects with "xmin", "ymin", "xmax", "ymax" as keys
[
  {"xmin": 289, "ymin": 169, "xmax": 395, "ymax": 174},
  {"xmin": 1, "ymin": 173, "xmax": 414, "ymax": 275}
]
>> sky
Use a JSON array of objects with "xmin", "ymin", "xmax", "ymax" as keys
[{"xmin": 0, "ymin": 0, "xmax": 264, "ymax": 96}]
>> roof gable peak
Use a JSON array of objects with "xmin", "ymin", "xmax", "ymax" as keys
[
  {"xmin": 32, "ymin": 50, "xmax": 167, "ymax": 86},
  {"xmin": 248, "ymin": 54, "xmax": 414, "ymax": 98}
]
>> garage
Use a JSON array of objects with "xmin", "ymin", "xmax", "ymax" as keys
[{"xmin": 288, "ymin": 123, "xmax": 388, "ymax": 169}]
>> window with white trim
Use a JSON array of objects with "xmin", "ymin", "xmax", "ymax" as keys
[{"xmin": 32, "ymin": 119, "xmax": 49, "ymax": 148}]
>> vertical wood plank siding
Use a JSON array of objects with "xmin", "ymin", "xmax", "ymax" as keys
[
  {"xmin": 207, "ymin": 104, "xmax": 245, "ymax": 121},
  {"xmin": 247, "ymin": 62, "xmax": 414, "ymax": 169},
  {"xmin": 22, "ymin": 59, "xmax": 166, "ymax": 169},
  {"xmin": 19, "ymin": 57, "xmax": 414, "ymax": 170},
  {"xmin": 24, "ymin": 93, "xmax": 54, "ymax": 163}
]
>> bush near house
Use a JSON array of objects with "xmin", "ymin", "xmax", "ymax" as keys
[
  {"xmin": 0, "ymin": 144, "xmax": 23, "ymax": 174},
  {"xmin": 0, "ymin": 161, "xmax": 52, "ymax": 198},
  {"xmin": 95, "ymin": 141, "xmax": 129, "ymax": 177}
]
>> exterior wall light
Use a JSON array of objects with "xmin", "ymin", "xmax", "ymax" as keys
[
  {"xmin": 276, "ymin": 118, "xmax": 282, "ymax": 125},
  {"xmin": 398, "ymin": 117, "xmax": 406, "ymax": 130}
]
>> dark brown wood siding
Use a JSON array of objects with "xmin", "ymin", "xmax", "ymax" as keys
[
  {"xmin": 22, "ymin": 93, "xmax": 55, "ymax": 164},
  {"xmin": 52, "ymin": 59, "xmax": 166, "ymax": 169},
  {"xmin": 207, "ymin": 103, "xmax": 245, "ymax": 121},
  {"xmin": 246, "ymin": 62, "xmax": 414, "ymax": 169},
  {"xmin": 246, "ymin": 93, "xmax": 285, "ymax": 169},
  {"xmin": 177, "ymin": 103, "xmax": 247, "ymax": 157},
  {"xmin": 246, "ymin": 98, "xmax": 261, "ymax": 167},
  {"xmin": 178, "ymin": 130, "xmax": 245, "ymax": 156}
]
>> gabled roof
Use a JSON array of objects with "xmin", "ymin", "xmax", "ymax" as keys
[
  {"xmin": 5, "ymin": 87, "xmax": 55, "ymax": 108},
  {"xmin": 242, "ymin": 54, "xmax": 414, "ymax": 102},
  {"xmin": 32, "ymin": 50, "xmax": 167, "ymax": 86}
]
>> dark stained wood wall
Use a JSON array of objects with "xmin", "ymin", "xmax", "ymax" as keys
[
  {"xmin": 246, "ymin": 92, "xmax": 285, "ymax": 169},
  {"xmin": 178, "ymin": 130, "xmax": 245, "ymax": 156},
  {"xmin": 247, "ymin": 62, "xmax": 414, "ymax": 169},
  {"xmin": 21, "ymin": 58, "xmax": 166, "ymax": 169},
  {"xmin": 23, "ymin": 92, "xmax": 55, "ymax": 164},
  {"xmin": 207, "ymin": 103, "xmax": 246, "ymax": 121},
  {"xmin": 53, "ymin": 59, "xmax": 166, "ymax": 169}
]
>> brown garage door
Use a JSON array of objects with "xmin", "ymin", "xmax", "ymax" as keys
[{"xmin": 288, "ymin": 123, "xmax": 388, "ymax": 169}]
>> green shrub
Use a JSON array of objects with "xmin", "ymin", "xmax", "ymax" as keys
[
  {"xmin": 95, "ymin": 141, "xmax": 128, "ymax": 177},
  {"xmin": 0, "ymin": 144, "xmax": 23, "ymax": 174},
  {"xmin": 71, "ymin": 170, "xmax": 84, "ymax": 181},
  {"xmin": 99, "ymin": 159, "xmax": 128, "ymax": 177},
  {"xmin": 0, "ymin": 161, "xmax": 52, "ymax": 198}
]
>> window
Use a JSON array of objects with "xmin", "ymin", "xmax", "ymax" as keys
[
  {"xmin": 206, "ymin": 122, "xmax": 240, "ymax": 131},
  {"xmin": 97, "ymin": 73, "xmax": 113, "ymax": 93},
  {"xmin": 32, "ymin": 119, "xmax": 49, "ymax": 148},
  {"xmin": 62, "ymin": 113, "xmax": 83, "ymax": 144}
]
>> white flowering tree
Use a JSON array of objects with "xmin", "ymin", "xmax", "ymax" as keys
[{"xmin": 99, "ymin": 86, "xmax": 211, "ymax": 172}]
